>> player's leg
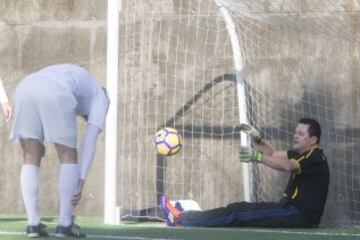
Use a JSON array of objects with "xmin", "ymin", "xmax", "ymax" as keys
[
  {"xmin": 55, "ymin": 143, "xmax": 78, "ymax": 227},
  {"xmin": 11, "ymin": 75, "xmax": 75, "ymax": 237},
  {"xmin": 20, "ymin": 138, "xmax": 49, "ymax": 237},
  {"xmin": 54, "ymin": 143, "xmax": 85, "ymax": 237}
]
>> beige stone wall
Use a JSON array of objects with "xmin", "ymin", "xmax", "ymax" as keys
[{"xmin": 0, "ymin": 0, "xmax": 107, "ymax": 216}]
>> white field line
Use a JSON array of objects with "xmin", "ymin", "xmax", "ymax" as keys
[
  {"xmin": 88, "ymin": 234, "xmax": 180, "ymax": 240},
  {"xmin": 0, "ymin": 231, "xmax": 180, "ymax": 240}
]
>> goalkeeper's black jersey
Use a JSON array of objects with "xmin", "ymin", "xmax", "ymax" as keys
[{"xmin": 284, "ymin": 147, "xmax": 329, "ymax": 224}]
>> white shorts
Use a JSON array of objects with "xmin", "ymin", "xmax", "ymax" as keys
[{"xmin": 10, "ymin": 74, "xmax": 78, "ymax": 148}]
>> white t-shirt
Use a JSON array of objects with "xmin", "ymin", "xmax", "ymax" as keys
[
  {"xmin": 34, "ymin": 64, "xmax": 110, "ymax": 178},
  {"xmin": 38, "ymin": 64, "xmax": 110, "ymax": 130}
]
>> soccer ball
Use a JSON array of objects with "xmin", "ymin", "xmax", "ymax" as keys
[{"xmin": 154, "ymin": 127, "xmax": 182, "ymax": 156}]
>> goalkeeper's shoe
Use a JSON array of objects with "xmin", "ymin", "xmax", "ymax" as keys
[
  {"xmin": 239, "ymin": 123, "xmax": 263, "ymax": 144},
  {"xmin": 55, "ymin": 222, "xmax": 86, "ymax": 238},
  {"xmin": 174, "ymin": 201, "xmax": 185, "ymax": 212},
  {"xmin": 160, "ymin": 195, "xmax": 181, "ymax": 227},
  {"xmin": 26, "ymin": 223, "xmax": 49, "ymax": 238}
]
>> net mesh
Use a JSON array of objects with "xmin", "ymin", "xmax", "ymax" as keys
[{"xmin": 117, "ymin": 0, "xmax": 360, "ymax": 226}]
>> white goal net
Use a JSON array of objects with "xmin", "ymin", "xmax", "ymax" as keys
[{"xmin": 116, "ymin": 0, "xmax": 360, "ymax": 226}]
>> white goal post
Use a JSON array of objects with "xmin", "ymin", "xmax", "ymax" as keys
[
  {"xmin": 214, "ymin": 0, "xmax": 252, "ymax": 202},
  {"xmin": 104, "ymin": 0, "xmax": 121, "ymax": 225}
]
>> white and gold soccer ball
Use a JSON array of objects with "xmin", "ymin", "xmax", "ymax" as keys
[{"xmin": 154, "ymin": 127, "xmax": 182, "ymax": 156}]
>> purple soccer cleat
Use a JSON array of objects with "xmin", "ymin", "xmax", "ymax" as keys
[{"xmin": 160, "ymin": 195, "xmax": 181, "ymax": 227}]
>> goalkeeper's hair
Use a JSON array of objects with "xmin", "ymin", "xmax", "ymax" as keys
[{"xmin": 298, "ymin": 118, "xmax": 321, "ymax": 144}]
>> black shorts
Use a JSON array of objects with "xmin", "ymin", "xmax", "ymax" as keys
[{"xmin": 178, "ymin": 200, "xmax": 314, "ymax": 228}]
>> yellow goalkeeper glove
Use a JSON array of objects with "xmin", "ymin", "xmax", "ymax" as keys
[
  {"xmin": 239, "ymin": 123, "xmax": 263, "ymax": 144},
  {"xmin": 239, "ymin": 146, "xmax": 263, "ymax": 163}
]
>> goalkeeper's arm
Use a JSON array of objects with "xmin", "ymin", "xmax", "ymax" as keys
[
  {"xmin": 239, "ymin": 123, "xmax": 299, "ymax": 172},
  {"xmin": 239, "ymin": 146, "xmax": 300, "ymax": 172},
  {"xmin": 262, "ymin": 151, "xmax": 300, "ymax": 172}
]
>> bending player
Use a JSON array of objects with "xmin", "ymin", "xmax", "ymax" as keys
[
  {"xmin": 10, "ymin": 64, "xmax": 109, "ymax": 237},
  {"xmin": 161, "ymin": 118, "xmax": 329, "ymax": 228}
]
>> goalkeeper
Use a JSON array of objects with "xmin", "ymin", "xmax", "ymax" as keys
[{"xmin": 161, "ymin": 118, "xmax": 329, "ymax": 228}]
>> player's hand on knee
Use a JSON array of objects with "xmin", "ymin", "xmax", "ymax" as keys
[
  {"xmin": 71, "ymin": 180, "xmax": 85, "ymax": 206},
  {"xmin": 239, "ymin": 146, "xmax": 263, "ymax": 163},
  {"xmin": 71, "ymin": 190, "xmax": 82, "ymax": 206},
  {"xmin": 239, "ymin": 123, "xmax": 263, "ymax": 144}
]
